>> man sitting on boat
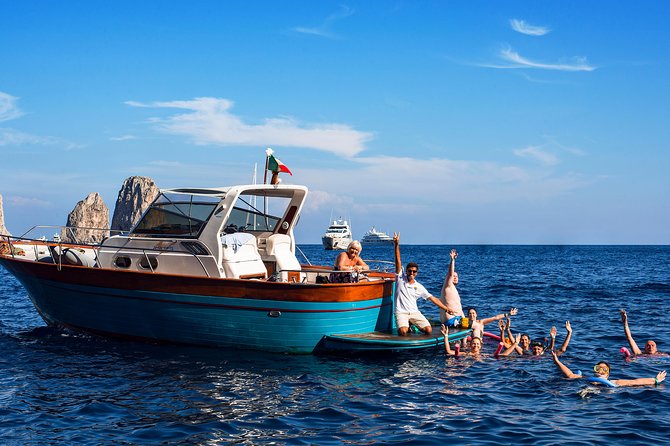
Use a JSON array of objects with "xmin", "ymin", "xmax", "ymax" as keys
[
  {"xmin": 393, "ymin": 232, "xmax": 455, "ymax": 336},
  {"xmin": 330, "ymin": 240, "xmax": 369, "ymax": 283}
]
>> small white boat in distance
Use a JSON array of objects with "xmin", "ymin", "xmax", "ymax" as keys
[
  {"xmin": 321, "ymin": 218, "xmax": 352, "ymax": 250},
  {"xmin": 361, "ymin": 226, "xmax": 393, "ymax": 245}
]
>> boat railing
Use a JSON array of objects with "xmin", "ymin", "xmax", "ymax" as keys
[
  {"xmin": 0, "ymin": 232, "xmax": 213, "ymax": 277},
  {"xmin": 295, "ymin": 244, "xmax": 312, "ymax": 265},
  {"xmin": 18, "ymin": 225, "xmax": 129, "ymax": 243},
  {"xmin": 362, "ymin": 259, "xmax": 395, "ymax": 273}
]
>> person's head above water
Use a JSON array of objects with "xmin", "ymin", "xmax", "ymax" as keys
[
  {"xmin": 520, "ymin": 334, "xmax": 531, "ymax": 349},
  {"xmin": 645, "ymin": 340, "xmax": 658, "ymax": 354},
  {"xmin": 530, "ymin": 341, "xmax": 544, "ymax": 356},
  {"xmin": 470, "ymin": 336, "xmax": 482, "ymax": 353},
  {"xmin": 593, "ymin": 361, "xmax": 611, "ymax": 378}
]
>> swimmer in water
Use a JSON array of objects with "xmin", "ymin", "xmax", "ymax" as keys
[
  {"xmin": 441, "ymin": 324, "xmax": 482, "ymax": 356},
  {"xmin": 620, "ymin": 309, "xmax": 662, "ymax": 355},
  {"xmin": 551, "ymin": 351, "xmax": 666, "ymax": 387},
  {"xmin": 498, "ymin": 320, "xmax": 572, "ymax": 357}
]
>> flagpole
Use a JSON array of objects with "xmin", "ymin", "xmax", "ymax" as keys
[{"xmin": 263, "ymin": 147, "xmax": 272, "ymax": 185}]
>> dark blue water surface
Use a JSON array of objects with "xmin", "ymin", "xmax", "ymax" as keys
[{"xmin": 2, "ymin": 245, "xmax": 670, "ymax": 445}]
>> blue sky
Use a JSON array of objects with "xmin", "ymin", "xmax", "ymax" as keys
[{"xmin": 1, "ymin": 1, "xmax": 669, "ymax": 244}]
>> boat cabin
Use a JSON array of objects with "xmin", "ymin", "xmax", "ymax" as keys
[{"xmin": 96, "ymin": 184, "xmax": 307, "ymax": 280}]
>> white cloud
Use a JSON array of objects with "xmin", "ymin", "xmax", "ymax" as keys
[
  {"xmin": 301, "ymin": 190, "xmax": 354, "ymax": 212},
  {"xmin": 296, "ymin": 155, "xmax": 591, "ymax": 210},
  {"xmin": 498, "ymin": 47, "xmax": 596, "ymax": 72},
  {"xmin": 291, "ymin": 5, "xmax": 354, "ymax": 39},
  {"xmin": 510, "ymin": 19, "xmax": 550, "ymax": 36},
  {"xmin": 513, "ymin": 145, "xmax": 559, "ymax": 166},
  {"xmin": 7, "ymin": 196, "xmax": 53, "ymax": 208},
  {"xmin": 126, "ymin": 97, "xmax": 373, "ymax": 157},
  {"xmin": 0, "ymin": 127, "xmax": 82, "ymax": 150},
  {"xmin": 0, "ymin": 92, "xmax": 24, "ymax": 122},
  {"xmin": 110, "ymin": 135, "xmax": 137, "ymax": 141}
]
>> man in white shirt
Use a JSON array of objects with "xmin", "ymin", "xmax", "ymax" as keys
[{"xmin": 393, "ymin": 233, "xmax": 454, "ymax": 336}]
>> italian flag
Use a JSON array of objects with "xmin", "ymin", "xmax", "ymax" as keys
[{"xmin": 268, "ymin": 154, "xmax": 292, "ymax": 175}]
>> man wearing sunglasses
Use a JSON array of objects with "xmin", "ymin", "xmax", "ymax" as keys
[
  {"xmin": 393, "ymin": 232, "xmax": 454, "ymax": 336},
  {"xmin": 552, "ymin": 351, "xmax": 667, "ymax": 387}
]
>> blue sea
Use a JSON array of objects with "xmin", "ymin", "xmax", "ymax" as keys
[{"xmin": 2, "ymin": 245, "xmax": 670, "ymax": 445}]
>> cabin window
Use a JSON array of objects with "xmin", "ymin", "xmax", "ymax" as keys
[
  {"xmin": 114, "ymin": 256, "xmax": 131, "ymax": 268},
  {"xmin": 181, "ymin": 241, "xmax": 209, "ymax": 256},
  {"xmin": 138, "ymin": 256, "xmax": 159, "ymax": 270}
]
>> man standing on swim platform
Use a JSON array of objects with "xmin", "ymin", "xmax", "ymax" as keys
[
  {"xmin": 393, "ymin": 233, "xmax": 454, "ymax": 336},
  {"xmin": 440, "ymin": 248, "xmax": 464, "ymax": 325}
]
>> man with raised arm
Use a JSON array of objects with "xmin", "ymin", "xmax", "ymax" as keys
[
  {"xmin": 393, "ymin": 232, "xmax": 454, "ymax": 336},
  {"xmin": 440, "ymin": 248, "xmax": 464, "ymax": 325},
  {"xmin": 620, "ymin": 309, "xmax": 660, "ymax": 355}
]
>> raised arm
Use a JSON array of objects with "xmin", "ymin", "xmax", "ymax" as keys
[
  {"xmin": 393, "ymin": 232, "xmax": 402, "ymax": 274},
  {"xmin": 500, "ymin": 333, "xmax": 521, "ymax": 356},
  {"xmin": 614, "ymin": 370, "xmax": 666, "ymax": 388},
  {"xmin": 548, "ymin": 326, "xmax": 557, "ymax": 351},
  {"xmin": 551, "ymin": 351, "xmax": 583, "ymax": 379},
  {"xmin": 441, "ymin": 324, "xmax": 456, "ymax": 355},
  {"xmin": 621, "ymin": 309, "xmax": 643, "ymax": 355},
  {"xmin": 479, "ymin": 307, "xmax": 519, "ymax": 326},
  {"xmin": 555, "ymin": 321, "xmax": 573, "ymax": 357},
  {"xmin": 442, "ymin": 249, "xmax": 457, "ymax": 289}
]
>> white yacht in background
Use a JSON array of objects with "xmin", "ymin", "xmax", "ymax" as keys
[
  {"xmin": 321, "ymin": 218, "xmax": 352, "ymax": 250},
  {"xmin": 361, "ymin": 226, "xmax": 393, "ymax": 245}
]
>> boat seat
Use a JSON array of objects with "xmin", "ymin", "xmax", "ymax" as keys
[
  {"xmin": 221, "ymin": 233, "xmax": 267, "ymax": 279},
  {"xmin": 265, "ymin": 234, "xmax": 302, "ymax": 282}
]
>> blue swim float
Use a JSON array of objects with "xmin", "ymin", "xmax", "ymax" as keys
[{"xmin": 588, "ymin": 376, "xmax": 618, "ymax": 387}]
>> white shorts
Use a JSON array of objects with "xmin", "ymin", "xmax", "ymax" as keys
[{"xmin": 395, "ymin": 311, "xmax": 430, "ymax": 329}]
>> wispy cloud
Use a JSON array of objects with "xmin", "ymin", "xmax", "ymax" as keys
[
  {"xmin": 513, "ymin": 145, "xmax": 559, "ymax": 166},
  {"xmin": 497, "ymin": 47, "xmax": 596, "ymax": 72},
  {"xmin": 0, "ymin": 128, "xmax": 82, "ymax": 150},
  {"xmin": 0, "ymin": 92, "xmax": 24, "ymax": 122},
  {"xmin": 510, "ymin": 19, "xmax": 550, "ymax": 36},
  {"xmin": 7, "ymin": 196, "xmax": 53, "ymax": 208},
  {"xmin": 110, "ymin": 135, "xmax": 136, "ymax": 141},
  {"xmin": 126, "ymin": 97, "xmax": 373, "ymax": 157},
  {"xmin": 291, "ymin": 5, "xmax": 354, "ymax": 39},
  {"xmin": 298, "ymin": 154, "xmax": 592, "ymax": 210}
]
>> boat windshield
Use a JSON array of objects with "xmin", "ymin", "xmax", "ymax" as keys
[
  {"xmin": 131, "ymin": 192, "xmax": 219, "ymax": 237},
  {"xmin": 226, "ymin": 193, "xmax": 288, "ymax": 232}
]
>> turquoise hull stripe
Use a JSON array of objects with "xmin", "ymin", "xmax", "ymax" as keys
[{"xmin": 19, "ymin": 275, "xmax": 394, "ymax": 354}]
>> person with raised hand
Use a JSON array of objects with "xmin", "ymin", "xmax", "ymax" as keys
[
  {"xmin": 393, "ymin": 232, "xmax": 453, "ymax": 336},
  {"xmin": 551, "ymin": 351, "xmax": 666, "ymax": 387}
]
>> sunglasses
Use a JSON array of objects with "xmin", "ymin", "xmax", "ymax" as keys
[
  {"xmin": 593, "ymin": 364, "xmax": 610, "ymax": 374},
  {"xmin": 406, "ymin": 269, "xmax": 418, "ymax": 274}
]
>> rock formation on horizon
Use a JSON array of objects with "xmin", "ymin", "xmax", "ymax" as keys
[
  {"xmin": 111, "ymin": 176, "xmax": 159, "ymax": 232},
  {"xmin": 61, "ymin": 192, "xmax": 110, "ymax": 244},
  {"xmin": 0, "ymin": 193, "xmax": 10, "ymax": 236}
]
